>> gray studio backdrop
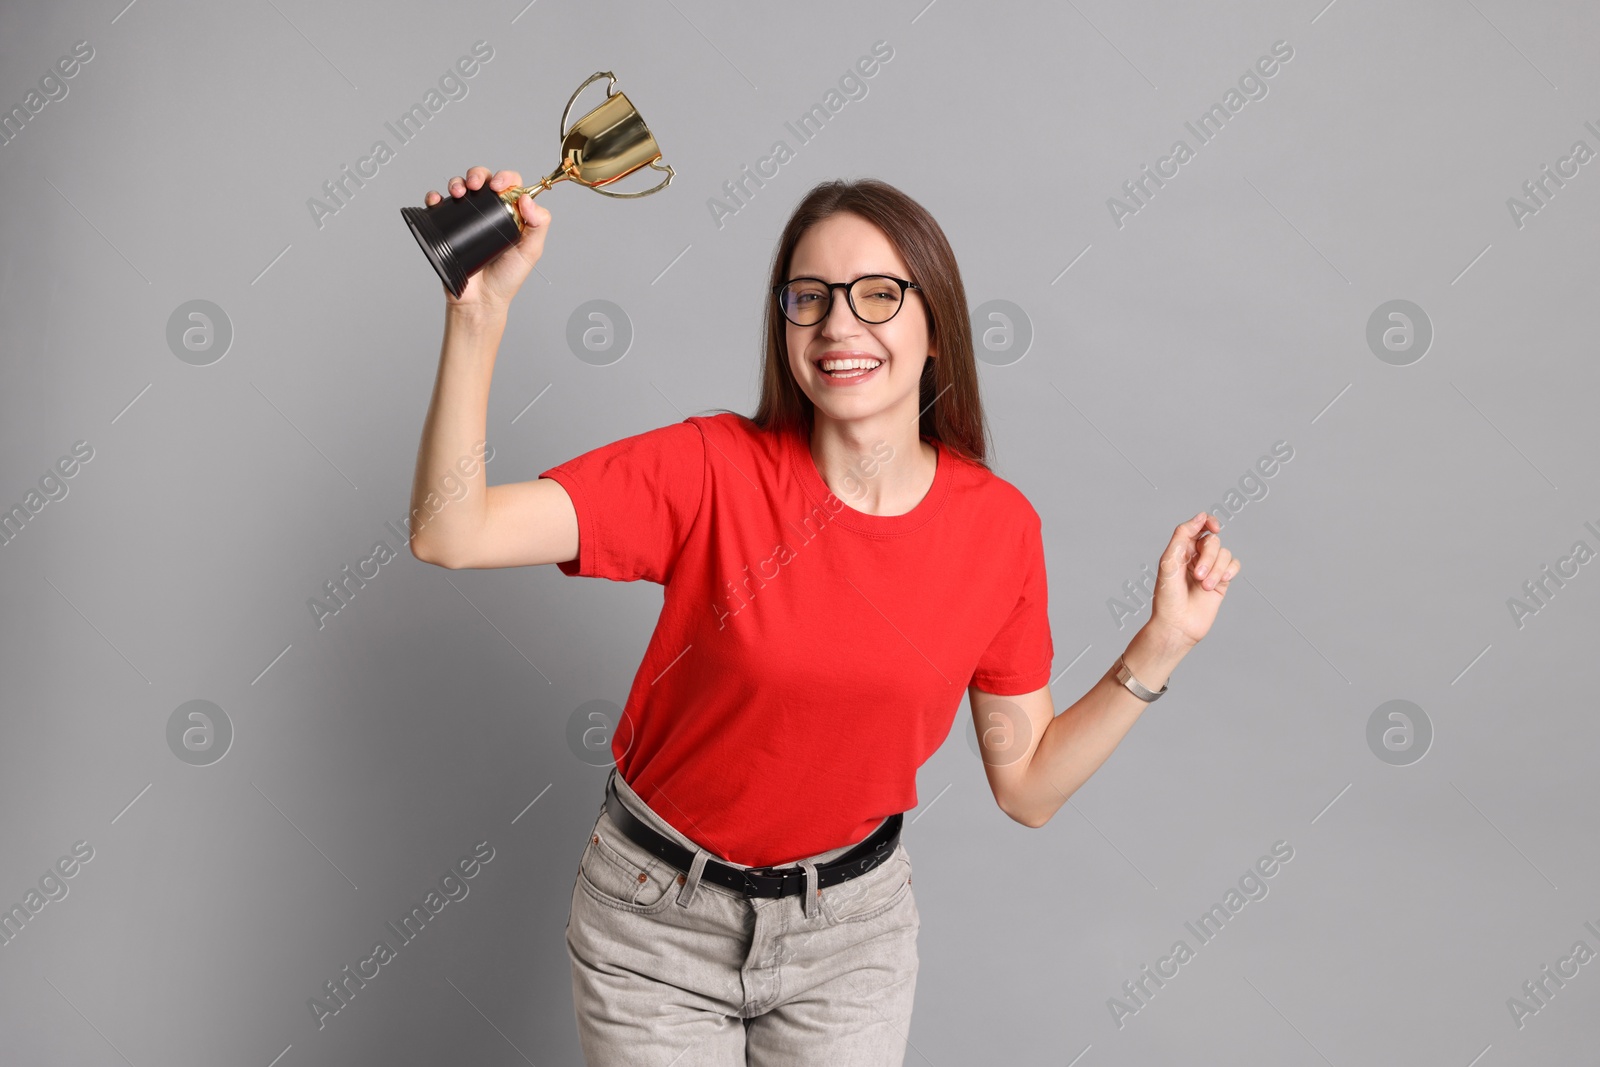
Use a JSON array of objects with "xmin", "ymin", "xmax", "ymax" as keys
[{"xmin": 2, "ymin": 0, "xmax": 1597, "ymax": 1063}]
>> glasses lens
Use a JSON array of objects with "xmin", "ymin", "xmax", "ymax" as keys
[
  {"xmin": 850, "ymin": 276, "xmax": 904, "ymax": 323},
  {"xmin": 780, "ymin": 280, "xmax": 829, "ymax": 325}
]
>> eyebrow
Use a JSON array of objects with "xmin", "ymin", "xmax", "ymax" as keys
[{"xmin": 785, "ymin": 271, "xmax": 900, "ymax": 281}]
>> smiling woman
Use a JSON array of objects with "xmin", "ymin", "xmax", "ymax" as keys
[{"xmin": 404, "ymin": 163, "xmax": 1239, "ymax": 1065}]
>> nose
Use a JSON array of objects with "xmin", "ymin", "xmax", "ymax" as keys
[{"xmin": 819, "ymin": 285, "xmax": 862, "ymax": 338}]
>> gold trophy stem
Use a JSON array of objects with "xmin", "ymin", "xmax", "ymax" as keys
[{"xmin": 498, "ymin": 162, "xmax": 573, "ymax": 231}]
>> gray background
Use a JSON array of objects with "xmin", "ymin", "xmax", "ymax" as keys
[{"xmin": 2, "ymin": 0, "xmax": 1597, "ymax": 1063}]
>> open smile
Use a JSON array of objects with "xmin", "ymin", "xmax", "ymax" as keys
[{"xmin": 813, "ymin": 356, "xmax": 884, "ymax": 385}]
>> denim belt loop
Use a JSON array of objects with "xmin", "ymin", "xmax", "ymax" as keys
[
  {"xmin": 678, "ymin": 848, "xmax": 711, "ymax": 907},
  {"xmin": 798, "ymin": 859, "xmax": 820, "ymax": 919}
]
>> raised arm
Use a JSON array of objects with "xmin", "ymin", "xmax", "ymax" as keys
[{"xmin": 407, "ymin": 165, "xmax": 578, "ymax": 570}]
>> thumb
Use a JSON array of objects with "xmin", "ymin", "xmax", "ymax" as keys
[{"xmin": 517, "ymin": 195, "xmax": 549, "ymax": 231}]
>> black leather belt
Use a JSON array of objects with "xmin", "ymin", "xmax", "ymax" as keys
[{"xmin": 604, "ymin": 777, "xmax": 902, "ymax": 899}]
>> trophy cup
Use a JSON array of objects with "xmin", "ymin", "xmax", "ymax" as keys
[{"xmin": 401, "ymin": 71, "xmax": 674, "ymax": 298}]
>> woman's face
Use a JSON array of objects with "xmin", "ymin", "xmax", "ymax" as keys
[{"xmin": 783, "ymin": 212, "xmax": 933, "ymax": 430}]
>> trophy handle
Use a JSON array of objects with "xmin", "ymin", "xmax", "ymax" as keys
[
  {"xmin": 588, "ymin": 159, "xmax": 675, "ymax": 199},
  {"xmin": 560, "ymin": 71, "xmax": 616, "ymax": 142}
]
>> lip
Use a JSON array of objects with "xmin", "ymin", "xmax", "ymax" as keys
[{"xmin": 813, "ymin": 353, "xmax": 884, "ymax": 386}]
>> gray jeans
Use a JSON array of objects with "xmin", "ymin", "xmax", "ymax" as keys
[{"xmin": 566, "ymin": 767, "xmax": 920, "ymax": 1065}]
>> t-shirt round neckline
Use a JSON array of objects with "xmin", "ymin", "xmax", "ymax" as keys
[{"xmin": 785, "ymin": 420, "xmax": 953, "ymax": 535}]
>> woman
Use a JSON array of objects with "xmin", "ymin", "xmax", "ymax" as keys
[{"xmin": 408, "ymin": 167, "xmax": 1240, "ymax": 1066}]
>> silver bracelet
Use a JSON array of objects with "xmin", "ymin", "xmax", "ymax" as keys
[{"xmin": 1113, "ymin": 655, "xmax": 1167, "ymax": 703}]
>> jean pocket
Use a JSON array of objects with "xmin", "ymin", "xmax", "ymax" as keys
[
  {"xmin": 819, "ymin": 841, "xmax": 913, "ymax": 926},
  {"xmin": 576, "ymin": 807, "xmax": 682, "ymax": 915}
]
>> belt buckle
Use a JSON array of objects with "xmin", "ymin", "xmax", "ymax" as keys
[{"xmin": 738, "ymin": 863, "xmax": 787, "ymax": 899}]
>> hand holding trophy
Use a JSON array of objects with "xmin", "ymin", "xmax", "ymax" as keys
[
  {"xmin": 401, "ymin": 71, "xmax": 674, "ymax": 303},
  {"xmin": 418, "ymin": 169, "xmax": 550, "ymax": 312}
]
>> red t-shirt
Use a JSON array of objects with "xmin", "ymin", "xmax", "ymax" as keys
[{"xmin": 538, "ymin": 412, "xmax": 1052, "ymax": 866}]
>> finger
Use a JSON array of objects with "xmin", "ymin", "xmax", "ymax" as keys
[
  {"xmin": 447, "ymin": 175, "xmax": 466, "ymax": 197},
  {"xmin": 1160, "ymin": 512, "xmax": 1210, "ymax": 576},
  {"xmin": 1157, "ymin": 534, "xmax": 1190, "ymax": 581},
  {"xmin": 425, "ymin": 190, "xmax": 441, "ymax": 206},
  {"xmin": 1194, "ymin": 536, "xmax": 1223, "ymax": 579},
  {"xmin": 465, "ymin": 166, "xmax": 492, "ymax": 189},
  {"xmin": 1215, "ymin": 559, "xmax": 1241, "ymax": 590},
  {"xmin": 1202, "ymin": 548, "xmax": 1233, "ymax": 589},
  {"xmin": 490, "ymin": 169, "xmax": 524, "ymax": 192},
  {"xmin": 518, "ymin": 196, "xmax": 549, "ymax": 229}
]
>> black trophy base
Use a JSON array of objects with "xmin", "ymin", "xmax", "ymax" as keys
[{"xmin": 401, "ymin": 185, "xmax": 523, "ymax": 299}]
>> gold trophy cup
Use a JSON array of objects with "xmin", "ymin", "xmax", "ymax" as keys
[{"xmin": 401, "ymin": 71, "xmax": 674, "ymax": 298}]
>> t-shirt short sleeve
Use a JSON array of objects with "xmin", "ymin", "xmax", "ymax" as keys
[
  {"xmin": 537, "ymin": 419, "xmax": 706, "ymax": 584},
  {"xmin": 970, "ymin": 509, "xmax": 1054, "ymax": 695}
]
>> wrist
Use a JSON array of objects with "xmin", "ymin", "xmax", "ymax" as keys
[
  {"xmin": 445, "ymin": 300, "xmax": 510, "ymax": 331},
  {"xmin": 1140, "ymin": 619, "xmax": 1196, "ymax": 657},
  {"xmin": 1119, "ymin": 623, "xmax": 1192, "ymax": 693}
]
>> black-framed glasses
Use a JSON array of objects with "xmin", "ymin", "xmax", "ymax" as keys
[{"xmin": 772, "ymin": 274, "xmax": 923, "ymax": 327}]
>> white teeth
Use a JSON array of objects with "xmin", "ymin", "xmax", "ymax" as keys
[{"xmin": 819, "ymin": 358, "xmax": 883, "ymax": 372}]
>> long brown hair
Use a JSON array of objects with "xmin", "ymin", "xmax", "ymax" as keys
[{"xmin": 701, "ymin": 179, "xmax": 991, "ymax": 471}]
